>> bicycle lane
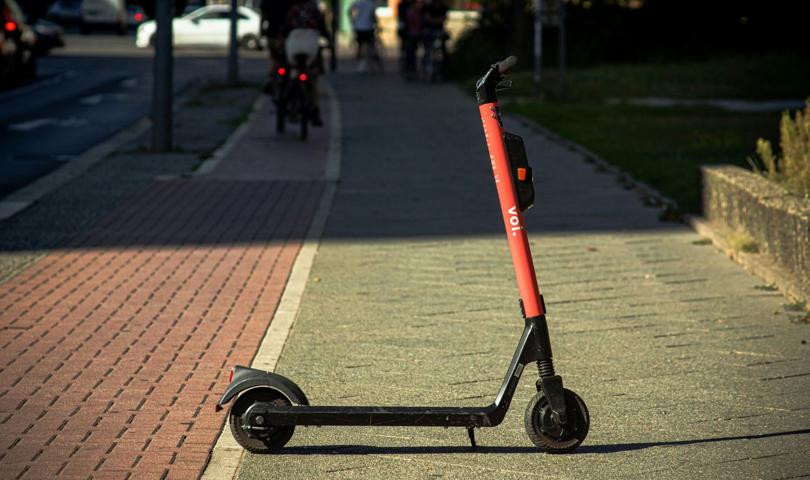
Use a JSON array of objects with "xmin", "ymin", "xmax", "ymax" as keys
[{"xmin": 0, "ymin": 87, "xmax": 336, "ymax": 479}]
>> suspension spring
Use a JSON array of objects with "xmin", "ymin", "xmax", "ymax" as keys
[{"xmin": 537, "ymin": 358, "xmax": 556, "ymax": 378}]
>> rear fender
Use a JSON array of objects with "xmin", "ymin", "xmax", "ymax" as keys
[{"xmin": 215, "ymin": 365, "xmax": 309, "ymax": 412}]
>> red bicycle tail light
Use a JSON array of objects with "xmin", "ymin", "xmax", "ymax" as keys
[
  {"xmin": 298, "ymin": 73, "xmax": 308, "ymax": 82},
  {"xmin": 134, "ymin": 13, "xmax": 143, "ymax": 21},
  {"xmin": 277, "ymin": 67, "xmax": 286, "ymax": 76},
  {"xmin": 228, "ymin": 368, "xmax": 234, "ymax": 383},
  {"xmin": 4, "ymin": 21, "xmax": 16, "ymax": 32}
]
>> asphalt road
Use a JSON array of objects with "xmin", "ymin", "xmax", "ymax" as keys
[{"xmin": 0, "ymin": 33, "xmax": 265, "ymax": 197}]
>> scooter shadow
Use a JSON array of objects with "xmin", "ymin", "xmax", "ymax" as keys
[
  {"xmin": 577, "ymin": 428, "xmax": 810, "ymax": 454},
  {"xmin": 277, "ymin": 445, "xmax": 539, "ymax": 455},
  {"xmin": 276, "ymin": 428, "xmax": 810, "ymax": 456}
]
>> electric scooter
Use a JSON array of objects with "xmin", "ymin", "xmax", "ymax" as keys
[{"xmin": 215, "ymin": 56, "xmax": 590, "ymax": 453}]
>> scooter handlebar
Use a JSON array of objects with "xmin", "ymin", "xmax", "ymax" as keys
[
  {"xmin": 476, "ymin": 56, "xmax": 518, "ymax": 104},
  {"xmin": 497, "ymin": 56, "xmax": 518, "ymax": 75}
]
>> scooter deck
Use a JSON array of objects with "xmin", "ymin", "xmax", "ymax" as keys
[{"xmin": 255, "ymin": 404, "xmax": 499, "ymax": 427}]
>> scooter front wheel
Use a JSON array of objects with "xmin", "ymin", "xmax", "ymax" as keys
[
  {"xmin": 524, "ymin": 388, "xmax": 590, "ymax": 453},
  {"xmin": 228, "ymin": 388, "xmax": 298, "ymax": 453}
]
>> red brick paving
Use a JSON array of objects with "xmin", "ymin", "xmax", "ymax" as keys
[{"xmin": 0, "ymin": 178, "xmax": 325, "ymax": 479}]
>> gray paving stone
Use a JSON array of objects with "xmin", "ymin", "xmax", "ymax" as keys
[{"xmin": 237, "ymin": 72, "xmax": 810, "ymax": 479}]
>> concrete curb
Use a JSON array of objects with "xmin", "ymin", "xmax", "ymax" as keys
[
  {"xmin": 194, "ymin": 95, "xmax": 269, "ymax": 176},
  {"xmin": 0, "ymin": 80, "xmax": 204, "ymax": 222},
  {"xmin": 200, "ymin": 77, "xmax": 342, "ymax": 480},
  {"xmin": 699, "ymin": 165, "xmax": 810, "ymax": 303},
  {"xmin": 688, "ymin": 215, "xmax": 809, "ymax": 304}
]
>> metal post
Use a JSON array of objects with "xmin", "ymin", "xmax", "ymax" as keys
[
  {"xmin": 533, "ymin": 0, "xmax": 542, "ymax": 91},
  {"xmin": 330, "ymin": 0, "xmax": 338, "ymax": 71},
  {"xmin": 228, "ymin": 0, "xmax": 239, "ymax": 84},
  {"xmin": 152, "ymin": 0, "xmax": 173, "ymax": 152}
]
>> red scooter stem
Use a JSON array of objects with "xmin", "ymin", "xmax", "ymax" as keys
[{"xmin": 479, "ymin": 102, "xmax": 545, "ymax": 318}]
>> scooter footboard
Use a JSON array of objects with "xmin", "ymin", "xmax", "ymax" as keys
[{"xmin": 253, "ymin": 404, "xmax": 500, "ymax": 428}]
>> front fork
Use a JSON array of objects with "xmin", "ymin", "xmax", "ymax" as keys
[{"xmin": 520, "ymin": 310, "xmax": 568, "ymax": 425}]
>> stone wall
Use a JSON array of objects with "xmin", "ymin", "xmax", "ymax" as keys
[{"xmin": 702, "ymin": 165, "xmax": 810, "ymax": 297}]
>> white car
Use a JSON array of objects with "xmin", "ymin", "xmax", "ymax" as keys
[
  {"xmin": 135, "ymin": 5, "xmax": 262, "ymax": 49},
  {"xmin": 81, "ymin": 0, "xmax": 127, "ymax": 34}
]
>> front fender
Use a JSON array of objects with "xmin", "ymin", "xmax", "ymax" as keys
[{"xmin": 215, "ymin": 365, "xmax": 309, "ymax": 412}]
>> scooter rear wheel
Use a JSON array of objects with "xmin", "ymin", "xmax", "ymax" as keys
[
  {"xmin": 228, "ymin": 388, "xmax": 296, "ymax": 453},
  {"xmin": 524, "ymin": 388, "xmax": 589, "ymax": 453}
]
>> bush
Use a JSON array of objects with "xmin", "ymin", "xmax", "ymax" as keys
[
  {"xmin": 448, "ymin": 0, "xmax": 810, "ymax": 79},
  {"xmin": 751, "ymin": 101, "xmax": 810, "ymax": 198}
]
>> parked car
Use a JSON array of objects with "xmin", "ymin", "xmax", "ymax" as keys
[
  {"xmin": 1, "ymin": 0, "xmax": 36, "ymax": 86},
  {"xmin": 80, "ymin": 0, "xmax": 127, "ymax": 35},
  {"xmin": 135, "ymin": 5, "xmax": 261, "ymax": 49},
  {"xmin": 33, "ymin": 18, "xmax": 65, "ymax": 55},
  {"xmin": 46, "ymin": 0, "xmax": 82, "ymax": 24}
]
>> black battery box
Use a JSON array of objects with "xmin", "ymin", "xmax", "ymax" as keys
[{"xmin": 503, "ymin": 132, "xmax": 535, "ymax": 211}]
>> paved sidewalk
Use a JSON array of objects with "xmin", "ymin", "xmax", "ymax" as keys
[
  {"xmin": 237, "ymin": 73, "xmax": 810, "ymax": 479},
  {"xmin": 0, "ymin": 85, "xmax": 331, "ymax": 478}
]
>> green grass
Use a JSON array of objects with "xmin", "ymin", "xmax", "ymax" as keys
[
  {"xmin": 509, "ymin": 54, "xmax": 810, "ymax": 102},
  {"xmin": 509, "ymin": 102, "xmax": 781, "ymax": 212}
]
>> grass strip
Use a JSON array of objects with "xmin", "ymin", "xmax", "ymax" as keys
[{"xmin": 510, "ymin": 102, "xmax": 781, "ymax": 213}]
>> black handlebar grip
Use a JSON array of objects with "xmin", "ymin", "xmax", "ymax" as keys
[{"xmin": 497, "ymin": 56, "xmax": 518, "ymax": 74}]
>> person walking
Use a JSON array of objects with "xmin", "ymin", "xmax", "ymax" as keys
[
  {"xmin": 397, "ymin": 0, "xmax": 414, "ymax": 72},
  {"xmin": 402, "ymin": 0, "xmax": 422, "ymax": 79},
  {"xmin": 420, "ymin": 0, "xmax": 447, "ymax": 79},
  {"xmin": 282, "ymin": 0, "xmax": 331, "ymax": 126},
  {"xmin": 349, "ymin": 0, "xmax": 377, "ymax": 72}
]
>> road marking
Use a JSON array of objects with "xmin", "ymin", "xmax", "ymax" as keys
[
  {"xmin": 8, "ymin": 117, "xmax": 90, "ymax": 131},
  {"xmin": 0, "ymin": 80, "xmax": 204, "ymax": 222},
  {"xmin": 0, "ymin": 70, "xmax": 76, "ymax": 102},
  {"xmin": 57, "ymin": 117, "xmax": 89, "ymax": 127},
  {"xmin": 8, "ymin": 118, "xmax": 55, "ymax": 131},
  {"xmin": 80, "ymin": 94, "xmax": 103, "ymax": 105}
]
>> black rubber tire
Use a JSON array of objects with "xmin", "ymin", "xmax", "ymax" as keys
[
  {"xmin": 241, "ymin": 34, "xmax": 261, "ymax": 50},
  {"xmin": 524, "ymin": 388, "xmax": 590, "ymax": 453},
  {"xmin": 228, "ymin": 388, "xmax": 296, "ymax": 454}
]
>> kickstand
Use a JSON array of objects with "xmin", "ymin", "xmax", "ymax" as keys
[{"xmin": 466, "ymin": 427, "xmax": 477, "ymax": 448}]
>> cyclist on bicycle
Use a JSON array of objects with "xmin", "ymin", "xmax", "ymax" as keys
[
  {"xmin": 401, "ymin": 0, "xmax": 422, "ymax": 78},
  {"xmin": 260, "ymin": 0, "xmax": 295, "ymax": 94},
  {"xmin": 282, "ymin": 0, "xmax": 331, "ymax": 126}
]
